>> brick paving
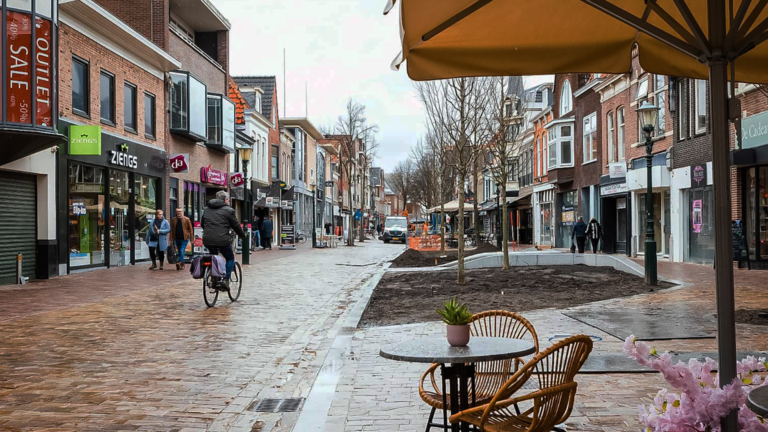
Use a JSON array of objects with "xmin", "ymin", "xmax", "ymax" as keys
[
  {"xmin": 2, "ymin": 247, "xmax": 767, "ymax": 432},
  {"xmin": 0, "ymin": 241, "xmax": 403, "ymax": 431},
  {"xmin": 327, "ymin": 258, "xmax": 768, "ymax": 432}
]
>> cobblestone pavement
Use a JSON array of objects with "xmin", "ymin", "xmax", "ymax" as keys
[
  {"xmin": 326, "ymin": 258, "xmax": 768, "ymax": 432},
  {"xmin": 0, "ymin": 241, "xmax": 403, "ymax": 432}
]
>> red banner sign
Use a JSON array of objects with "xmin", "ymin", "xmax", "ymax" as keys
[
  {"xmin": 230, "ymin": 172, "xmax": 244, "ymax": 187},
  {"xmin": 169, "ymin": 154, "xmax": 189, "ymax": 173},
  {"xmin": 6, "ymin": 11, "xmax": 33, "ymax": 124},
  {"xmin": 34, "ymin": 17, "xmax": 52, "ymax": 127},
  {"xmin": 201, "ymin": 166, "xmax": 227, "ymax": 186}
]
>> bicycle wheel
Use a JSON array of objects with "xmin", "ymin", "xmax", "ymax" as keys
[
  {"xmin": 228, "ymin": 262, "xmax": 242, "ymax": 302},
  {"xmin": 203, "ymin": 267, "xmax": 218, "ymax": 307},
  {"xmin": 298, "ymin": 235, "xmax": 307, "ymax": 244}
]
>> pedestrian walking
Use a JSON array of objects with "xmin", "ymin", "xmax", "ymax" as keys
[
  {"xmin": 147, "ymin": 209, "xmax": 170, "ymax": 270},
  {"xmin": 261, "ymin": 215, "xmax": 274, "ymax": 250},
  {"xmin": 376, "ymin": 223, "xmax": 382, "ymax": 236},
  {"xmin": 571, "ymin": 216, "xmax": 588, "ymax": 254},
  {"xmin": 169, "ymin": 208, "xmax": 193, "ymax": 270},
  {"xmin": 585, "ymin": 217, "xmax": 604, "ymax": 254}
]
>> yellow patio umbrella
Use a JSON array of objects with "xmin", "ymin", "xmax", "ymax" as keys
[{"xmin": 385, "ymin": 1, "xmax": 768, "ymax": 429}]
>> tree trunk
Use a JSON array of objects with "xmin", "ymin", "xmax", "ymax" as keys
[
  {"xmin": 359, "ymin": 170, "xmax": 365, "ymax": 243},
  {"xmin": 457, "ymin": 172, "xmax": 466, "ymax": 285},
  {"xmin": 347, "ymin": 180, "xmax": 355, "ymax": 246},
  {"xmin": 502, "ymin": 189, "xmax": 510, "ymax": 270},
  {"xmin": 440, "ymin": 177, "xmax": 446, "ymax": 256},
  {"xmin": 473, "ymin": 159, "xmax": 481, "ymax": 247}
]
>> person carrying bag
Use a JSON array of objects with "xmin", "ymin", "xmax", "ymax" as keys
[
  {"xmin": 147, "ymin": 210, "xmax": 171, "ymax": 270},
  {"xmin": 585, "ymin": 217, "xmax": 604, "ymax": 254}
]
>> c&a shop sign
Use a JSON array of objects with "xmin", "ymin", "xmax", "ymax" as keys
[{"xmin": 201, "ymin": 165, "xmax": 227, "ymax": 186}]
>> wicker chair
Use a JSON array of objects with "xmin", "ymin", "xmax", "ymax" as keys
[
  {"xmin": 448, "ymin": 335, "xmax": 593, "ymax": 432},
  {"xmin": 419, "ymin": 311, "xmax": 540, "ymax": 432}
]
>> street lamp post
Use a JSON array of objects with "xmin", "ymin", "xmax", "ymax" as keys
[
  {"xmin": 310, "ymin": 182, "xmax": 317, "ymax": 248},
  {"xmin": 638, "ymin": 101, "xmax": 660, "ymax": 286},
  {"xmin": 495, "ymin": 184, "xmax": 502, "ymax": 250},
  {"xmin": 238, "ymin": 146, "xmax": 253, "ymax": 265}
]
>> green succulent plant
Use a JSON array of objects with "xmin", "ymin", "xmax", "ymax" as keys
[{"xmin": 437, "ymin": 297, "xmax": 473, "ymax": 325}]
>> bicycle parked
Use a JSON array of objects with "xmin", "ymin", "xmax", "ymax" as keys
[{"xmin": 296, "ymin": 230, "xmax": 308, "ymax": 244}]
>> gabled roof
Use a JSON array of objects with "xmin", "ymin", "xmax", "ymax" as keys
[
  {"xmin": 232, "ymin": 76, "xmax": 277, "ymax": 122},
  {"xmin": 228, "ymin": 79, "xmax": 250, "ymax": 125}
]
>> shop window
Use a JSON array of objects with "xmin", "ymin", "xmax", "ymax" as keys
[
  {"xmin": 206, "ymin": 93, "xmax": 235, "ymax": 153},
  {"xmin": 144, "ymin": 93, "xmax": 156, "ymax": 138},
  {"xmin": 747, "ymin": 167, "xmax": 757, "ymax": 259},
  {"xmin": 109, "ymin": 170, "xmax": 130, "ymax": 266},
  {"xmin": 68, "ymin": 164, "xmax": 106, "ymax": 268},
  {"xmin": 170, "ymin": 71, "xmax": 207, "ymax": 141},
  {"xmin": 169, "ymin": 178, "xmax": 179, "ymax": 217},
  {"xmin": 134, "ymin": 175, "xmax": 158, "ymax": 262},
  {"xmin": 72, "ymin": 57, "xmax": 89, "ymax": 116},
  {"xmin": 124, "ymin": 82, "xmax": 137, "ymax": 133},
  {"xmin": 100, "ymin": 70, "xmax": 115, "ymax": 124}
]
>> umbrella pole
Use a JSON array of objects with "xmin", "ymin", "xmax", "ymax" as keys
[{"xmin": 709, "ymin": 1, "xmax": 737, "ymax": 429}]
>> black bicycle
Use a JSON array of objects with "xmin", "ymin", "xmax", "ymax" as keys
[{"xmin": 202, "ymin": 255, "xmax": 242, "ymax": 307}]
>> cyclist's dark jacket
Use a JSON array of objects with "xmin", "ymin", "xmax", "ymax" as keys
[{"xmin": 201, "ymin": 199, "xmax": 245, "ymax": 247}]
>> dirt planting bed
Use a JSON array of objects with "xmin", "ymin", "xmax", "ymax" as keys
[
  {"xmin": 389, "ymin": 243, "xmax": 500, "ymax": 268},
  {"xmin": 360, "ymin": 265, "xmax": 674, "ymax": 327}
]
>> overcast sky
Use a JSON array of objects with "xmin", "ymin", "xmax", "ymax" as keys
[{"xmin": 217, "ymin": 0, "xmax": 552, "ymax": 173}]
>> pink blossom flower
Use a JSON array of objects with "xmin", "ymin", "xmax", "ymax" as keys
[{"xmin": 624, "ymin": 336, "xmax": 768, "ymax": 432}]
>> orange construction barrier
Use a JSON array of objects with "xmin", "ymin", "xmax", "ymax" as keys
[{"xmin": 409, "ymin": 234, "xmax": 441, "ymax": 251}]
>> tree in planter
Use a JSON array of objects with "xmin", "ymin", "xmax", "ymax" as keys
[
  {"xmin": 485, "ymin": 76, "xmax": 527, "ymax": 270},
  {"xmin": 332, "ymin": 100, "xmax": 378, "ymax": 247},
  {"xmin": 417, "ymin": 78, "xmax": 488, "ymax": 285}
]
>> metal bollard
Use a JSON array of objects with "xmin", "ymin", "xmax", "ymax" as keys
[{"xmin": 17, "ymin": 253, "xmax": 26, "ymax": 285}]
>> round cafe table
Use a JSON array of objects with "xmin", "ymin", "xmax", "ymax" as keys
[
  {"xmin": 747, "ymin": 385, "xmax": 768, "ymax": 418},
  {"xmin": 380, "ymin": 336, "xmax": 536, "ymax": 432}
]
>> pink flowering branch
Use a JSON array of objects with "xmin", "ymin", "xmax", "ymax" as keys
[{"xmin": 624, "ymin": 336, "xmax": 768, "ymax": 432}]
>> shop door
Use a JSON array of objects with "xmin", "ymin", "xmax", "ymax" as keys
[
  {"xmin": 540, "ymin": 203, "xmax": 552, "ymax": 246},
  {"xmin": 0, "ymin": 171, "xmax": 36, "ymax": 284},
  {"xmin": 68, "ymin": 164, "xmax": 106, "ymax": 269},
  {"xmin": 688, "ymin": 187, "xmax": 715, "ymax": 264},
  {"xmin": 109, "ymin": 170, "xmax": 131, "ymax": 266},
  {"xmin": 616, "ymin": 198, "xmax": 628, "ymax": 254}
]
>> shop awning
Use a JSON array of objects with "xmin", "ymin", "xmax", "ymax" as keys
[
  {"xmin": 428, "ymin": 200, "xmax": 474, "ymax": 214},
  {"xmin": 281, "ymin": 186, "xmax": 295, "ymax": 210},
  {"xmin": 507, "ymin": 191, "xmax": 532, "ymax": 206},
  {"xmin": 254, "ymin": 182, "xmax": 282, "ymax": 208}
]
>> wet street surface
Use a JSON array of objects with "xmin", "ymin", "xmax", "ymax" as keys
[{"xmin": 0, "ymin": 242, "xmax": 401, "ymax": 432}]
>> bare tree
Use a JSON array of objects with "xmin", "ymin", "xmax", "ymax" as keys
[
  {"xmin": 424, "ymin": 126, "xmax": 454, "ymax": 256},
  {"xmin": 485, "ymin": 77, "xmax": 527, "ymax": 269},
  {"xmin": 358, "ymin": 130, "xmax": 380, "ymax": 242},
  {"xmin": 410, "ymin": 138, "xmax": 440, "ymax": 212},
  {"xmin": 390, "ymin": 159, "xmax": 415, "ymax": 218},
  {"xmin": 334, "ymin": 100, "xmax": 378, "ymax": 247},
  {"xmin": 416, "ymin": 78, "xmax": 487, "ymax": 285}
]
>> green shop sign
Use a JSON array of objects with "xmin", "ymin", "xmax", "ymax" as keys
[
  {"xmin": 69, "ymin": 125, "xmax": 102, "ymax": 155},
  {"xmin": 741, "ymin": 111, "xmax": 768, "ymax": 150}
]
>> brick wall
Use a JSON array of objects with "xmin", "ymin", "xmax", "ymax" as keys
[
  {"xmin": 598, "ymin": 75, "xmax": 631, "ymax": 176},
  {"xmin": 94, "ymin": 0, "xmax": 169, "ymax": 50},
  {"xmin": 672, "ymin": 78, "xmax": 712, "ymax": 168},
  {"xmin": 59, "ymin": 23, "xmax": 166, "ymax": 151},
  {"xmin": 168, "ymin": 32, "xmax": 227, "ymax": 94},
  {"xmin": 574, "ymin": 86, "xmax": 602, "ymax": 188}
]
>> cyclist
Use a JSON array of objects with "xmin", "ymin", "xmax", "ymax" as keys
[{"xmin": 201, "ymin": 191, "xmax": 245, "ymax": 288}]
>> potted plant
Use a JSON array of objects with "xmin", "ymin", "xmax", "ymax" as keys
[{"xmin": 437, "ymin": 297, "xmax": 473, "ymax": 347}]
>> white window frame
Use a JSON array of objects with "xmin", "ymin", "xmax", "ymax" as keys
[
  {"xmin": 559, "ymin": 80, "xmax": 572, "ymax": 116},
  {"xmin": 582, "ymin": 112, "xmax": 597, "ymax": 164},
  {"xmin": 547, "ymin": 123, "xmax": 575, "ymax": 169},
  {"xmin": 654, "ymin": 75, "xmax": 666, "ymax": 132},
  {"xmin": 637, "ymin": 76, "xmax": 649, "ymax": 99},
  {"xmin": 695, "ymin": 79, "xmax": 707, "ymax": 134},
  {"xmin": 559, "ymin": 125, "xmax": 573, "ymax": 166},
  {"xmin": 548, "ymin": 127, "xmax": 558, "ymax": 169},
  {"xmin": 607, "ymin": 111, "xmax": 615, "ymax": 163},
  {"xmin": 617, "ymin": 107, "xmax": 625, "ymax": 161}
]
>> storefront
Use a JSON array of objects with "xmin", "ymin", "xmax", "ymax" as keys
[
  {"xmin": 627, "ymin": 159, "xmax": 671, "ymax": 258},
  {"xmin": 599, "ymin": 181, "xmax": 631, "ymax": 255},
  {"xmin": 555, "ymin": 189, "xmax": 578, "ymax": 249},
  {"xmin": 732, "ymin": 111, "xmax": 768, "ymax": 268},
  {"xmin": 57, "ymin": 123, "xmax": 165, "ymax": 272},
  {"xmin": 533, "ymin": 185, "xmax": 554, "ymax": 247}
]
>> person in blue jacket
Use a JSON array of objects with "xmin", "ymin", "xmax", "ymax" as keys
[{"xmin": 147, "ymin": 209, "xmax": 171, "ymax": 270}]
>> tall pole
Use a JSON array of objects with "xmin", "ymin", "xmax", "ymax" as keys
[
  {"xmin": 242, "ymin": 160, "xmax": 250, "ymax": 265},
  {"xmin": 312, "ymin": 188, "xmax": 317, "ymax": 248},
  {"xmin": 643, "ymin": 128, "xmax": 656, "ymax": 286},
  {"xmin": 331, "ymin": 182, "xmax": 336, "ymax": 237},
  {"xmin": 709, "ymin": 1, "xmax": 736, "ymax": 430}
]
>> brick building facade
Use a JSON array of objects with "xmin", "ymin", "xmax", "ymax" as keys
[{"xmin": 55, "ymin": 1, "xmax": 180, "ymax": 274}]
